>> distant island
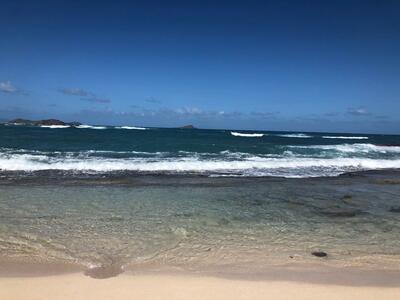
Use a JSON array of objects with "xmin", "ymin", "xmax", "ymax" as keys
[
  {"xmin": 5, "ymin": 118, "xmax": 82, "ymax": 126},
  {"xmin": 179, "ymin": 124, "xmax": 196, "ymax": 129},
  {"xmin": 4, "ymin": 119, "xmax": 198, "ymax": 129}
]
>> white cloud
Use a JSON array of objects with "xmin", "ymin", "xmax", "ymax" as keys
[
  {"xmin": 0, "ymin": 81, "xmax": 17, "ymax": 93},
  {"xmin": 348, "ymin": 107, "xmax": 369, "ymax": 116},
  {"xmin": 174, "ymin": 107, "xmax": 203, "ymax": 115},
  {"xmin": 144, "ymin": 97, "xmax": 161, "ymax": 104},
  {"xmin": 82, "ymin": 97, "xmax": 111, "ymax": 103},
  {"xmin": 60, "ymin": 88, "xmax": 89, "ymax": 97},
  {"xmin": 60, "ymin": 87, "xmax": 111, "ymax": 103}
]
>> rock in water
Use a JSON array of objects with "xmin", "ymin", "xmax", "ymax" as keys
[
  {"xmin": 84, "ymin": 264, "xmax": 123, "ymax": 279},
  {"xmin": 311, "ymin": 251, "xmax": 328, "ymax": 257}
]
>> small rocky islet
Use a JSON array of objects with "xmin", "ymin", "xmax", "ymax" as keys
[
  {"xmin": 179, "ymin": 124, "xmax": 196, "ymax": 129},
  {"xmin": 5, "ymin": 118, "xmax": 81, "ymax": 127}
]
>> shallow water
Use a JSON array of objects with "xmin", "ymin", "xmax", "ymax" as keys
[{"xmin": 0, "ymin": 171, "xmax": 399, "ymax": 276}]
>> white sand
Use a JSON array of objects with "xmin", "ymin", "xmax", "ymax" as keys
[{"xmin": 1, "ymin": 273, "xmax": 399, "ymax": 300}]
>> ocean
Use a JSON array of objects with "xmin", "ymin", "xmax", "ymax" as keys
[
  {"xmin": 1, "ymin": 124, "xmax": 400, "ymax": 278},
  {"xmin": 1, "ymin": 124, "xmax": 400, "ymax": 177}
]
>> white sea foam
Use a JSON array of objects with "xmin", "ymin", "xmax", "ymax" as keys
[
  {"xmin": 85, "ymin": 150, "xmax": 166, "ymax": 155},
  {"xmin": 76, "ymin": 125, "xmax": 107, "ymax": 129},
  {"xmin": 1, "ymin": 152, "xmax": 400, "ymax": 177},
  {"xmin": 290, "ymin": 143, "xmax": 400, "ymax": 154},
  {"xmin": 40, "ymin": 125, "xmax": 70, "ymax": 129},
  {"xmin": 231, "ymin": 132, "xmax": 264, "ymax": 137},
  {"xmin": 115, "ymin": 126, "xmax": 147, "ymax": 130},
  {"xmin": 322, "ymin": 136, "xmax": 369, "ymax": 140},
  {"xmin": 276, "ymin": 133, "xmax": 312, "ymax": 138}
]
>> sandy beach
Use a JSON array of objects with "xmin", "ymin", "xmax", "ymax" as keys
[
  {"xmin": 1, "ymin": 272, "xmax": 399, "ymax": 300},
  {"xmin": 1, "ymin": 262, "xmax": 400, "ymax": 300},
  {"xmin": 2, "ymin": 0, "xmax": 400, "ymax": 299}
]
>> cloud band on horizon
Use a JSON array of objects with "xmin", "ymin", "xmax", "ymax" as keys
[{"xmin": 60, "ymin": 88, "xmax": 111, "ymax": 104}]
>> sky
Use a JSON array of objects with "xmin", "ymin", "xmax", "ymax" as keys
[{"xmin": 0, "ymin": 0, "xmax": 400, "ymax": 133}]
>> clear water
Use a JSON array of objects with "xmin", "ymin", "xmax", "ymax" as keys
[{"xmin": 1, "ymin": 173, "xmax": 400, "ymax": 274}]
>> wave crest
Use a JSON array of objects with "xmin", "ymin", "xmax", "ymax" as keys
[
  {"xmin": 115, "ymin": 126, "xmax": 147, "ymax": 130},
  {"xmin": 40, "ymin": 125, "xmax": 70, "ymax": 129},
  {"xmin": 276, "ymin": 133, "xmax": 312, "ymax": 138},
  {"xmin": 76, "ymin": 125, "xmax": 107, "ymax": 129},
  {"xmin": 231, "ymin": 132, "xmax": 264, "ymax": 137},
  {"xmin": 1, "ymin": 151, "xmax": 400, "ymax": 178},
  {"xmin": 289, "ymin": 143, "xmax": 400, "ymax": 154}
]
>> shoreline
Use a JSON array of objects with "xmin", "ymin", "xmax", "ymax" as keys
[{"xmin": 1, "ymin": 260, "xmax": 400, "ymax": 287}]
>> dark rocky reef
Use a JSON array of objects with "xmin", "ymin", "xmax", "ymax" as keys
[
  {"xmin": 6, "ymin": 118, "xmax": 82, "ymax": 126},
  {"xmin": 371, "ymin": 179, "xmax": 400, "ymax": 185},
  {"xmin": 319, "ymin": 208, "xmax": 363, "ymax": 218},
  {"xmin": 389, "ymin": 207, "xmax": 400, "ymax": 213}
]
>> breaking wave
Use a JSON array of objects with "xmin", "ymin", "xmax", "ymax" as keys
[
  {"xmin": 289, "ymin": 143, "xmax": 400, "ymax": 154},
  {"xmin": 231, "ymin": 132, "xmax": 264, "ymax": 137},
  {"xmin": 76, "ymin": 125, "xmax": 107, "ymax": 129},
  {"xmin": 40, "ymin": 125, "xmax": 70, "ymax": 129},
  {"xmin": 1, "ymin": 148, "xmax": 400, "ymax": 177},
  {"xmin": 276, "ymin": 133, "xmax": 312, "ymax": 138},
  {"xmin": 115, "ymin": 126, "xmax": 147, "ymax": 130}
]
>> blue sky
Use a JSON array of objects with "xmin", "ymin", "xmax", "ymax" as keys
[{"xmin": 1, "ymin": 0, "xmax": 399, "ymax": 133}]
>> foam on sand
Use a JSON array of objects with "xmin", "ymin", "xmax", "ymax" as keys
[{"xmin": 231, "ymin": 132, "xmax": 264, "ymax": 137}]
